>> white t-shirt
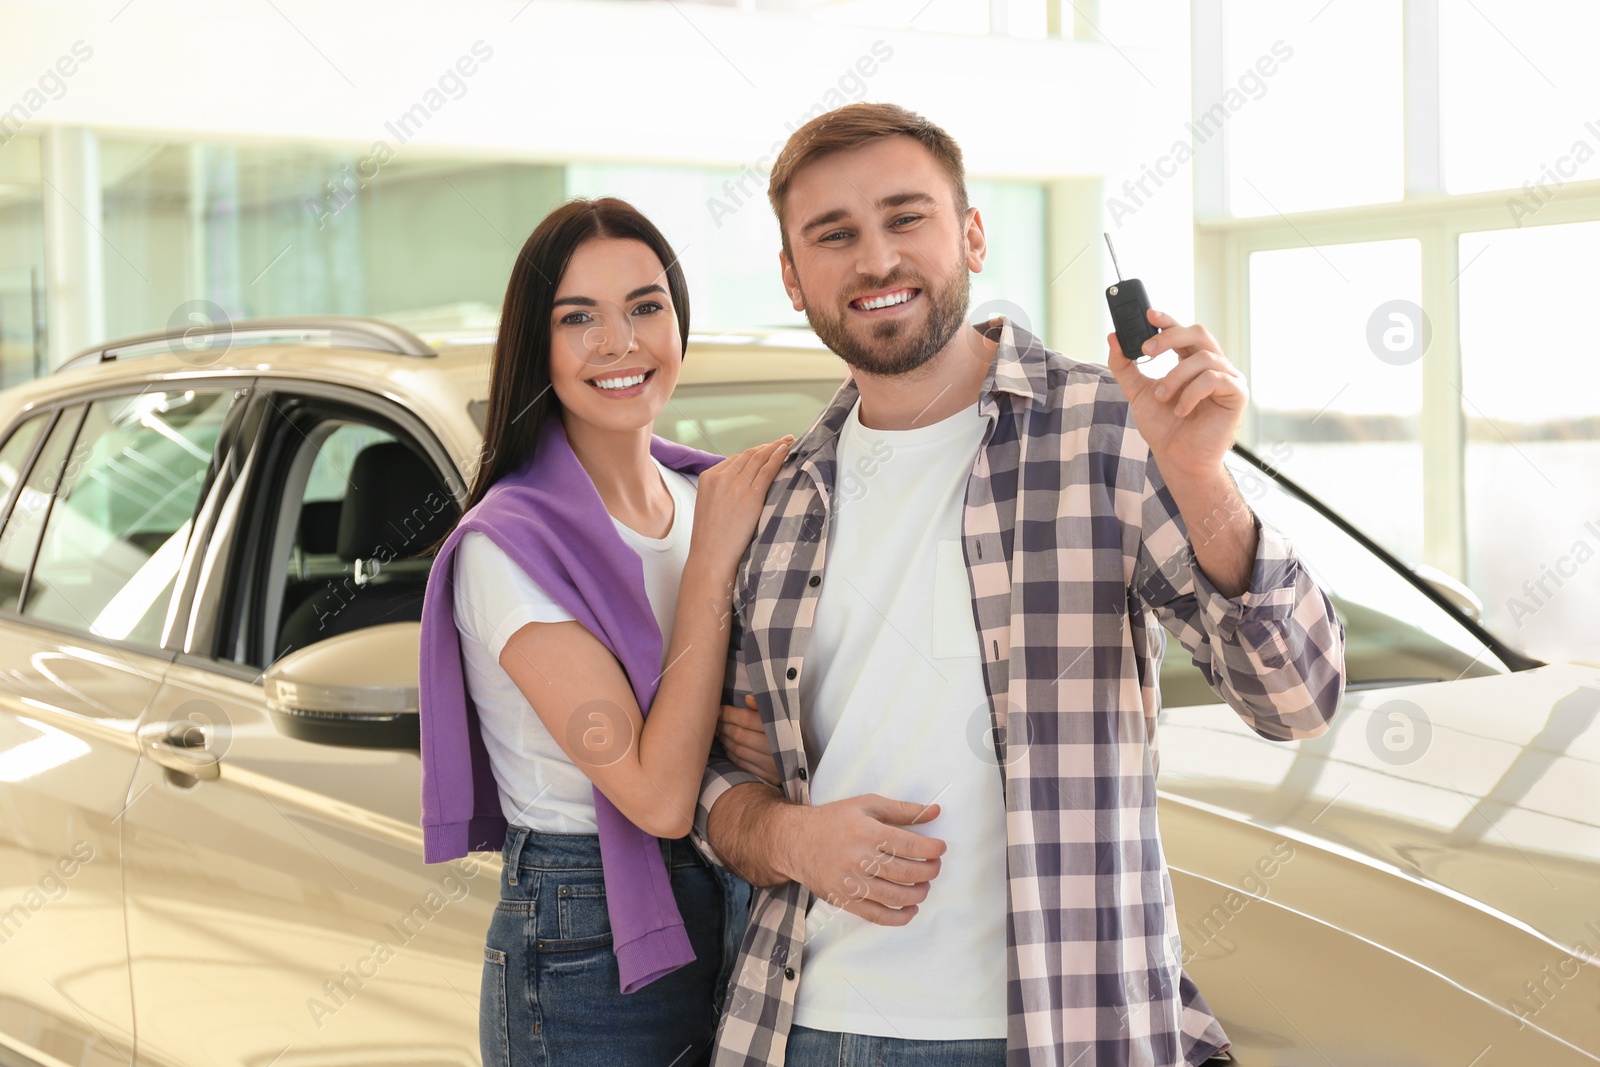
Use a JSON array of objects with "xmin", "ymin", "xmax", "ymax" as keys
[
  {"xmin": 451, "ymin": 456, "xmax": 698, "ymax": 833},
  {"xmin": 791, "ymin": 397, "xmax": 1010, "ymax": 1040}
]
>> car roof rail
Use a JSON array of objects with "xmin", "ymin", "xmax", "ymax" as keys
[{"xmin": 55, "ymin": 316, "xmax": 436, "ymax": 373}]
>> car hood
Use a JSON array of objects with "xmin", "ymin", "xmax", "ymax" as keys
[{"xmin": 1158, "ymin": 659, "xmax": 1600, "ymax": 962}]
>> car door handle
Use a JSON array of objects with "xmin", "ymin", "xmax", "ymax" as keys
[{"xmin": 139, "ymin": 722, "xmax": 222, "ymax": 780}]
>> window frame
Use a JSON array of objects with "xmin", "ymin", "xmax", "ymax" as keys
[
  {"xmin": 189, "ymin": 378, "xmax": 466, "ymax": 678},
  {"xmin": 1192, "ymin": 0, "xmax": 1600, "ymax": 596},
  {"xmin": 0, "ymin": 405, "xmax": 64, "ymax": 538},
  {"xmin": 0, "ymin": 378, "xmax": 253, "ymax": 662},
  {"xmin": 1198, "ymin": 175, "xmax": 1600, "ymax": 604}
]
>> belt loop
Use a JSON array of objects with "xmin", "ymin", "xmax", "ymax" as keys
[{"xmin": 504, "ymin": 826, "xmax": 529, "ymax": 885}]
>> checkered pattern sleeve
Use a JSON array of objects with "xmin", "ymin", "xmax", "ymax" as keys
[{"xmin": 1128, "ymin": 429, "xmax": 1347, "ymax": 741}]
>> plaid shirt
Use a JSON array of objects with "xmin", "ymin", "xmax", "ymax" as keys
[{"xmin": 691, "ymin": 317, "xmax": 1347, "ymax": 1067}]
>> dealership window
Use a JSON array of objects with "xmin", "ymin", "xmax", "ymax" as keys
[
  {"xmin": 567, "ymin": 163, "xmax": 805, "ymax": 335},
  {"xmin": 568, "ymin": 163, "xmax": 1049, "ymax": 341},
  {"xmin": 1219, "ymin": 0, "xmax": 1404, "ymax": 217},
  {"xmin": 99, "ymin": 139, "xmax": 567, "ymax": 341},
  {"xmin": 1196, "ymin": 0, "xmax": 1600, "ymax": 665},
  {"xmin": 1458, "ymin": 220, "xmax": 1600, "ymax": 665},
  {"xmin": 1439, "ymin": 0, "xmax": 1600, "ymax": 195},
  {"xmin": 87, "ymin": 140, "xmax": 1049, "ymax": 350},
  {"xmin": 0, "ymin": 132, "xmax": 46, "ymax": 388},
  {"xmin": 1246, "ymin": 238, "xmax": 1425, "ymax": 563}
]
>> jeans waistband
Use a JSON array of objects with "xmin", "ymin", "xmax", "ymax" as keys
[{"xmin": 501, "ymin": 824, "xmax": 705, "ymax": 882}]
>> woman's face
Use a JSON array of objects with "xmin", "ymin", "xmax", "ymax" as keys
[{"xmin": 548, "ymin": 236, "xmax": 683, "ymax": 434}]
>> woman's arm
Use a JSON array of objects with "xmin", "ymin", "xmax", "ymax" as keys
[{"xmin": 496, "ymin": 437, "xmax": 790, "ymax": 838}]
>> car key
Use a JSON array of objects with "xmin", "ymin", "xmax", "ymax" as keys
[{"xmin": 1104, "ymin": 232, "xmax": 1159, "ymax": 365}]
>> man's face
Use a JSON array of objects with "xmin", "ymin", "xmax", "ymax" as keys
[{"xmin": 779, "ymin": 135, "xmax": 986, "ymax": 377}]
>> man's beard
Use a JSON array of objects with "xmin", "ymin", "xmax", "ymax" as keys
[{"xmin": 801, "ymin": 253, "xmax": 971, "ymax": 378}]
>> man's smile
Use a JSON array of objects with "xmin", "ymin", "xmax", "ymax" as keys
[{"xmin": 848, "ymin": 286, "xmax": 921, "ymax": 314}]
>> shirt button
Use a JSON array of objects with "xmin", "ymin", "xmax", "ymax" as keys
[
  {"xmin": 784, "ymin": 966, "xmax": 796, "ymax": 980},
  {"xmin": 808, "ymin": 574, "xmax": 821, "ymax": 587},
  {"xmin": 786, "ymin": 667, "xmax": 798, "ymax": 680},
  {"xmin": 797, "ymin": 767, "xmax": 807, "ymax": 781}
]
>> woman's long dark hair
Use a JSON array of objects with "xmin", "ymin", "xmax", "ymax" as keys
[{"xmin": 427, "ymin": 197, "xmax": 691, "ymax": 555}]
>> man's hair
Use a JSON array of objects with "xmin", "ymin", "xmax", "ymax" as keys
[{"xmin": 766, "ymin": 102, "xmax": 969, "ymax": 258}]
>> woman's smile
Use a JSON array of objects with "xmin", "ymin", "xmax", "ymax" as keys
[{"xmin": 585, "ymin": 367, "xmax": 657, "ymax": 399}]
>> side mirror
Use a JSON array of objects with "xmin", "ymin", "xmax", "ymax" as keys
[
  {"xmin": 263, "ymin": 622, "xmax": 420, "ymax": 749},
  {"xmin": 1409, "ymin": 562, "xmax": 1484, "ymax": 623}
]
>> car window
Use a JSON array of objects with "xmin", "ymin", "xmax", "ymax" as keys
[
  {"xmin": 254, "ymin": 410, "xmax": 457, "ymax": 667},
  {"xmin": 21, "ymin": 390, "xmax": 234, "ymax": 647},
  {"xmin": 1157, "ymin": 451, "xmax": 1506, "ymax": 708},
  {"xmin": 0, "ymin": 412, "xmax": 47, "ymax": 516},
  {"xmin": 303, "ymin": 422, "xmax": 396, "ymax": 504},
  {"xmin": 273, "ymin": 419, "xmax": 399, "ymax": 659},
  {"xmin": 0, "ymin": 409, "xmax": 75, "ymax": 610}
]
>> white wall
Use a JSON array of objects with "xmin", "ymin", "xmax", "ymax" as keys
[
  {"xmin": 0, "ymin": 0, "xmax": 1181, "ymax": 175},
  {"xmin": 0, "ymin": 0, "xmax": 1196, "ymax": 358}
]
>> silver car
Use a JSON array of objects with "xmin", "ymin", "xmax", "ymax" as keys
[{"xmin": 0, "ymin": 317, "xmax": 1593, "ymax": 1066}]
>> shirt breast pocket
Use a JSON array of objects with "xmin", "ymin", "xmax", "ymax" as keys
[{"xmin": 932, "ymin": 539, "xmax": 980, "ymax": 660}]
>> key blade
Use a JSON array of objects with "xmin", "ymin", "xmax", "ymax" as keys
[{"xmin": 1103, "ymin": 232, "xmax": 1123, "ymax": 281}]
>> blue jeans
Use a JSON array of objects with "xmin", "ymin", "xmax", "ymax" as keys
[
  {"xmin": 786, "ymin": 1024, "xmax": 1007, "ymax": 1066},
  {"xmin": 480, "ymin": 825, "xmax": 752, "ymax": 1067}
]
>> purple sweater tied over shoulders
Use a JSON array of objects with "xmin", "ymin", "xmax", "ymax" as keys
[{"xmin": 418, "ymin": 414, "xmax": 722, "ymax": 993}]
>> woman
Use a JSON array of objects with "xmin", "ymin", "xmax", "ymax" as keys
[{"xmin": 417, "ymin": 197, "xmax": 786, "ymax": 1066}]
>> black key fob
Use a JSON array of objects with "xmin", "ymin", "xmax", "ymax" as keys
[
  {"xmin": 1103, "ymin": 233, "xmax": 1158, "ymax": 364},
  {"xmin": 1107, "ymin": 278, "xmax": 1158, "ymax": 364}
]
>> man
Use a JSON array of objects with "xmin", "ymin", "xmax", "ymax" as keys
[{"xmin": 692, "ymin": 102, "xmax": 1346, "ymax": 1067}]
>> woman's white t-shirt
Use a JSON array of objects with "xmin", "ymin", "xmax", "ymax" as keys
[{"xmin": 451, "ymin": 456, "xmax": 699, "ymax": 833}]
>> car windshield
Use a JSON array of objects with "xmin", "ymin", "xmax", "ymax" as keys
[
  {"xmin": 656, "ymin": 381, "xmax": 846, "ymax": 454},
  {"xmin": 1155, "ymin": 451, "xmax": 1508, "ymax": 707},
  {"xmin": 466, "ymin": 381, "xmax": 845, "ymax": 456}
]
